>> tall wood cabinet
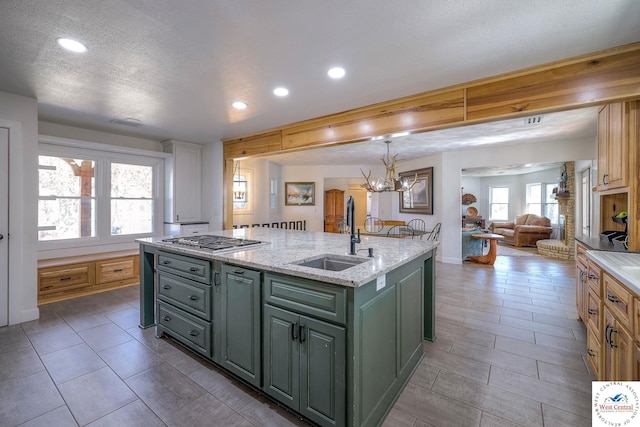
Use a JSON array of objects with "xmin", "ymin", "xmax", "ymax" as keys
[{"xmin": 324, "ymin": 189, "xmax": 344, "ymax": 233}]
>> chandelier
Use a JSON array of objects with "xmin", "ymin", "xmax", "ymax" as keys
[{"xmin": 361, "ymin": 140, "xmax": 417, "ymax": 192}]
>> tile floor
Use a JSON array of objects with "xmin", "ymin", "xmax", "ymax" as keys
[{"xmin": 0, "ymin": 254, "xmax": 591, "ymax": 426}]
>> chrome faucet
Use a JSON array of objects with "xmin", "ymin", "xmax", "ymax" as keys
[{"xmin": 347, "ymin": 196, "xmax": 360, "ymax": 255}]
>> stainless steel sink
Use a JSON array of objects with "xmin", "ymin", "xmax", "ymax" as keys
[{"xmin": 293, "ymin": 254, "xmax": 370, "ymax": 271}]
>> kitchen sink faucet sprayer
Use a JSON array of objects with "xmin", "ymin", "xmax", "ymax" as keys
[{"xmin": 347, "ymin": 196, "xmax": 361, "ymax": 255}]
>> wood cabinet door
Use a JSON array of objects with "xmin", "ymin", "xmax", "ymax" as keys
[
  {"xmin": 606, "ymin": 102, "xmax": 627, "ymax": 189},
  {"xmin": 576, "ymin": 262, "xmax": 586, "ymax": 321},
  {"xmin": 587, "ymin": 324, "xmax": 602, "ymax": 379},
  {"xmin": 614, "ymin": 322, "xmax": 634, "ymax": 381},
  {"xmin": 299, "ymin": 315, "xmax": 345, "ymax": 427},
  {"xmin": 603, "ymin": 307, "xmax": 616, "ymax": 380},
  {"xmin": 263, "ymin": 304, "xmax": 300, "ymax": 410},
  {"xmin": 220, "ymin": 264, "xmax": 261, "ymax": 386},
  {"xmin": 597, "ymin": 105, "xmax": 609, "ymax": 189},
  {"xmin": 634, "ymin": 344, "xmax": 640, "ymax": 380}
]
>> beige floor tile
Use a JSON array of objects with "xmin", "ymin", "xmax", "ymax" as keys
[
  {"xmin": 381, "ymin": 408, "xmax": 417, "ymax": 427},
  {"xmin": 488, "ymin": 366, "xmax": 591, "ymax": 418},
  {"xmin": 537, "ymin": 361, "xmax": 594, "ymax": 393},
  {"xmin": 86, "ymin": 400, "xmax": 166, "ymax": 427},
  {"xmin": 451, "ymin": 339, "xmax": 539, "ymax": 378},
  {"xmin": 494, "ymin": 336, "xmax": 590, "ymax": 373},
  {"xmin": 432, "ymin": 370, "xmax": 543, "ymax": 427},
  {"xmin": 462, "ymin": 317, "xmax": 536, "ymax": 343},
  {"xmin": 423, "ymin": 344, "xmax": 491, "ymax": 383},
  {"xmin": 499, "ymin": 315, "xmax": 577, "ymax": 340},
  {"xmin": 541, "ymin": 403, "xmax": 591, "ymax": 427},
  {"xmin": 533, "ymin": 332, "xmax": 587, "ymax": 355},
  {"xmin": 470, "ymin": 301, "xmax": 533, "ymax": 321}
]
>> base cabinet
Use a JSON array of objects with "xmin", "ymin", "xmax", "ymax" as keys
[
  {"xmin": 603, "ymin": 306, "xmax": 634, "ymax": 380},
  {"xmin": 219, "ymin": 264, "xmax": 261, "ymax": 387},
  {"xmin": 263, "ymin": 304, "xmax": 346, "ymax": 427}
]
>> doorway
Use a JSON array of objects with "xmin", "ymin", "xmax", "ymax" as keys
[{"xmin": 0, "ymin": 127, "xmax": 8, "ymax": 326}]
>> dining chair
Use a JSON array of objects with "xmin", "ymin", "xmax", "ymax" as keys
[
  {"xmin": 407, "ymin": 219, "xmax": 426, "ymax": 235},
  {"xmin": 387, "ymin": 224, "xmax": 415, "ymax": 239},
  {"xmin": 364, "ymin": 217, "xmax": 384, "ymax": 233},
  {"xmin": 426, "ymin": 222, "xmax": 441, "ymax": 242}
]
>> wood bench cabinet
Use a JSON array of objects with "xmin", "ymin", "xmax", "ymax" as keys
[{"xmin": 38, "ymin": 250, "xmax": 139, "ymax": 304}]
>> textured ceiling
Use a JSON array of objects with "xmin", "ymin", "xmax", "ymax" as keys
[{"xmin": 0, "ymin": 1, "xmax": 639, "ymax": 164}]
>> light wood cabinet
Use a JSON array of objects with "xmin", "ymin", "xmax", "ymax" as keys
[
  {"xmin": 324, "ymin": 189, "xmax": 345, "ymax": 233},
  {"xmin": 587, "ymin": 322, "xmax": 602, "ymax": 378},
  {"xmin": 38, "ymin": 251, "xmax": 139, "ymax": 304},
  {"xmin": 163, "ymin": 140, "xmax": 202, "ymax": 223},
  {"xmin": 597, "ymin": 103, "xmax": 628, "ymax": 191},
  {"xmin": 575, "ymin": 242, "xmax": 589, "ymax": 321},
  {"xmin": 603, "ymin": 306, "xmax": 634, "ymax": 381}
]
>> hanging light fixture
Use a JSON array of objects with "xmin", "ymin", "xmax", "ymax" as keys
[{"xmin": 360, "ymin": 140, "xmax": 417, "ymax": 192}]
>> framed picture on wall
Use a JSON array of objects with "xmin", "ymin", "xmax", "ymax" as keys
[
  {"xmin": 399, "ymin": 167, "xmax": 433, "ymax": 215},
  {"xmin": 285, "ymin": 182, "xmax": 315, "ymax": 206}
]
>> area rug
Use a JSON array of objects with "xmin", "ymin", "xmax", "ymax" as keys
[{"xmin": 496, "ymin": 242, "xmax": 541, "ymax": 257}]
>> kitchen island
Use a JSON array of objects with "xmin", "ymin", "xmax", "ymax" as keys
[{"xmin": 137, "ymin": 228, "xmax": 437, "ymax": 427}]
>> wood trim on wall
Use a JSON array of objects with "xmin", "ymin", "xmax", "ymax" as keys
[{"xmin": 222, "ymin": 42, "xmax": 640, "ymax": 230}]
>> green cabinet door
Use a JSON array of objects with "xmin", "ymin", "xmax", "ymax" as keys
[
  {"xmin": 220, "ymin": 264, "xmax": 261, "ymax": 387},
  {"xmin": 300, "ymin": 316, "xmax": 346, "ymax": 427},
  {"xmin": 264, "ymin": 304, "xmax": 346, "ymax": 427},
  {"xmin": 263, "ymin": 304, "xmax": 300, "ymax": 408}
]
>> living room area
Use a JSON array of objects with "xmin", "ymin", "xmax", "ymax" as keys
[{"xmin": 461, "ymin": 159, "xmax": 589, "ymax": 262}]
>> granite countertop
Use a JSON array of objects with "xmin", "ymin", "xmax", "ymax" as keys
[
  {"xmin": 575, "ymin": 235, "xmax": 629, "ymax": 252},
  {"xmin": 586, "ymin": 250, "xmax": 640, "ymax": 295},
  {"xmin": 137, "ymin": 228, "xmax": 438, "ymax": 288}
]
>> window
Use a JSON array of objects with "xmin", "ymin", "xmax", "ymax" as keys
[
  {"xmin": 38, "ymin": 142, "xmax": 162, "ymax": 245},
  {"xmin": 38, "ymin": 156, "xmax": 96, "ymax": 240},
  {"xmin": 490, "ymin": 186, "xmax": 509, "ymax": 220},
  {"xmin": 526, "ymin": 182, "xmax": 558, "ymax": 224}
]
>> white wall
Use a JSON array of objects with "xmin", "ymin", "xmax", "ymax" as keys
[
  {"xmin": 0, "ymin": 92, "xmax": 39, "ymax": 325},
  {"xmin": 201, "ymin": 141, "xmax": 224, "ymax": 231},
  {"xmin": 38, "ymin": 122, "xmax": 163, "ymax": 152}
]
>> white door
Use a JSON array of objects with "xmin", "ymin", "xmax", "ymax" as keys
[{"xmin": 0, "ymin": 127, "xmax": 8, "ymax": 327}]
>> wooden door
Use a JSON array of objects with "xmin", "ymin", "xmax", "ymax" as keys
[
  {"xmin": 346, "ymin": 186, "xmax": 367, "ymax": 232},
  {"xmin": 324, "ymin": 189, "xmax": 344, "ymax": 233}
]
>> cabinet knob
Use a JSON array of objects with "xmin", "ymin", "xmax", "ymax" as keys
[
  {"xmin": 189, "ymin": 267, "xmax": 200, "ymax": 272},
  {"xmin": 162, "ymin": 285, "xmax": 171, "ymax": 290},
  {"xmin": 162, "ymin": 315, "xmax": 171, "ymax": 322},
  {"xmin": 188, "ymin": 295, "xmax": 199, "ymax": 301},
  {"xmin": 162, "ymin": 260, "xmax": 171, "ymax": 265},
  {"xmin": 188, "ymin": 330, "xmax": 199, "ymax": 337}
]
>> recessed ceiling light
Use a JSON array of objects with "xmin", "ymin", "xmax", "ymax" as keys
[
  {"xmin": 328, "ymin": 67, "xmax": 346, "ymax": 79},
  {"xmin": 56, "ymin": 37, "xmax": 87, "ymax": 53},
  {"xmin": 232, "ymin": 101, "xmax": 247, "ymax": 110},
  {"xmin": 273, "ymin": 87, "xmax": 289, "ymax": 97}
]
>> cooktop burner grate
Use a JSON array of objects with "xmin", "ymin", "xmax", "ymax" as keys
[{"xmin": 162, "ymin": 235, "xmax": 264, "ymax": 251}]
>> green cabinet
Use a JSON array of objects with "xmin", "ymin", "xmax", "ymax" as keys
[
  {"xmin": 263, "ymin": 304, "xmax": 345, "ymax": 427},
  {"xmin": 220, "ymin": 263, "xmax": 262, "ymax": 387}
]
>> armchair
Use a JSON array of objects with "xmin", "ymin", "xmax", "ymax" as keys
[{"xmin": 489, "ymin": 214, "xmax": 552, "ymax": 247}]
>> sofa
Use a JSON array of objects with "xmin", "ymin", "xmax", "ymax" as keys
[{"xmin": 489, "ymin": 214, "xmax": 553, "ymax": 247}]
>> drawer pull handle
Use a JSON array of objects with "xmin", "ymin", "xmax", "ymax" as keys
[
  {"xmin": 291, "ymin": 322, "xmax": 298, "ymax": 341},
  {"xmin": 214, "ymin": 272, "xmax": 220, "ymax": 286},
  {"xmin": 162, "ymin": 285, "xmax": 171, "ymax": 290},
  {"xmin": 233, "ymin": 270, "xmax": 245, "ymax": 275},
  {"xmin": 189, "ymin": 267, "xmax": 200, "ymax": 272},
  {"xmin": 162, "ymin": 260, "xmax": 171, "ymax": 265},
  {"xmin": 113, "ymin": 268, "xmax": 123, "ymax": 272},
  {"xmin": 607, "ymin": 294, "xmax": 620, "ymax": 304},
  {"xmin": 42, "ymin": 285, "xmax": 53, "ymax": 290},
  {"xmin": 610, "ymin": 327, "xmax": 618, "ymax": 348},
  {"xmin": 587, "ymin": 348, "xmax": 596, "ymax": 357},
  {"xmin": 188, "ymin": 330, "xmax": 199, "ymax": 337},
  {"xmin": 59, "ymin": 277, "xmax": 72, "ymax": 281},
  {"xmin": 162, "ymin": 315, "xmax": 171, "ymax": 322},
  {"xmin": 587, "ymin": 308, "xmax": 597, "ymax": 315},
  {"xmin": 188, "ymin": 295, "xmax": 199, "ymax": 301},
  {"xmin": 299, "ymin": 324, "xmax": 305, "ymax": 343},
  {"xmin": 588, "ymin": 273, "xmax": 597, "ymax": 280}
]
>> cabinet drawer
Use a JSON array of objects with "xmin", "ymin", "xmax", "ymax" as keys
[
  {"xmin": 96, "ymin": 256, "xmax": 137, "ymax": 284},
  {"xmin": 157, "ymin": 251, "xmax": 211, "ymax": 284},
  {"xmin": 586, "ymin": 286, "xmax": 602, "ymax": 337},
  {"xmin": 264, "ymin": 273, "xmax": 346, "ymax": 324},
  {"xmin": 588, "ymin": 262, "xmax": 602, "ymax": 296},
  {"xmin": 39, "ymin": 263, "xmax": 95, "ymax": 295},
  {"xmin": 158, "ymin": 272, "xmax": 212, "ymax": 320},
  {"xmin": 603, "ymin": 272, "xmax": 633, "ymax": 331},
  {"xmin": 587, "ymin": 325, "xmax": 602, "ymax": 379},
  {"xmin": 157, "ymin": 301, "xmax": 211, "ymax": 357}
]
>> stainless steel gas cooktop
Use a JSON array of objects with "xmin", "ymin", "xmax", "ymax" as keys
[{"xmin": 161, "ymin": 234, "xmax": 265, "ymax": 252}]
